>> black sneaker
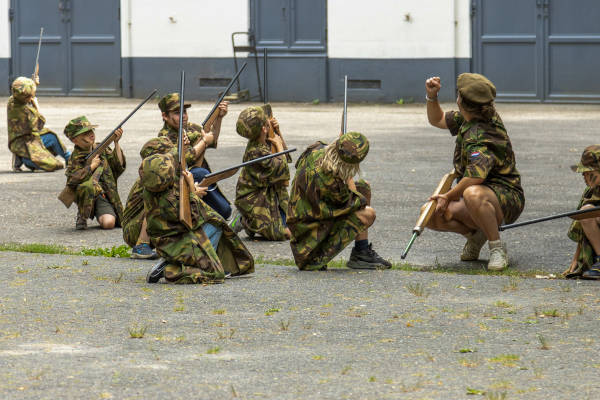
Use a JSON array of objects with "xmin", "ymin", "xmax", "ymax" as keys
[
  {"xmin": 75, "ymin": 213, "xmax": 87, "ymax": 230},
  {"xmin": 347, "ymin": 243, "xmax": 392, "ymax": 270},
  {"xmin": 146, "ymin": 259, "xmax": 167, "ymax": 283},
  {"xmin": 131, "ymin": 243, "xmax": 158, "ymax": 259}
]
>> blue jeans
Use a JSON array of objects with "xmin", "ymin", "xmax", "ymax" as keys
[
  {"xmin": 21, "ymin": 133, "xmax": 70, "ymax": 170},
  {"xmin": 190, "ymin": 167, "xmax": 232, "ymax": 219},
  {"xmin": 202, "ymin": 223, "xmax": 222, "ymax": 251},
  {"xmin": 280, "ymin": 207, "xmax": 287, "ymax": 226}
]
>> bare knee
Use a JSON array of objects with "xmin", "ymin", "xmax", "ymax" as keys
[
  {"xmin": 98, "ymin": 214, "xmax": 116, "ymax": 229},
  {"xmin": 357, "ymin": 206, "xmax": 376, "ymax": 228},
  {"xmin": 463, "ymin": 186, "xmax": 486, "ymax": 205}
]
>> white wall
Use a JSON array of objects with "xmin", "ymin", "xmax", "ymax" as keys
[
  {"xmin": 328, "ymin": 0, "xmax": 471, "ymax": 59},
  {"xmin": 0, "ymin": 0, "xmax": 10, "ymax": 58},
  {"xmin": 120, "ymin": 0, "xmax": 248, "ymax": 58}
]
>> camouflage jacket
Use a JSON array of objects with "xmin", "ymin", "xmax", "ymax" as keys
[
  {"xmin": 7, "ymin": 96, "xmax": 64, "ymax": 171},
  {"xmin": 566, "ymin": 185, "xmax": 600, "ymax": 276},
  {"xmin": 287, "ymin": 142, "xmax": 368, "ymax": 269},
  {"xmin": 235, "ymin": 141, "xmax": 290, "ymax": 240},
  {"xmin": 445, "ymin": 111, "xmax": 523, "ymax": 196},
  {"xmin": 66, "ymin": 144, "xmax": 126, "ymax": 221},
  {"xmin": 143, "ymin": 181, "xmax": 254, "ymax": 278},
  {"xmin": 158, "ymin": 122, "xmax": 215, "ymax": 166}
]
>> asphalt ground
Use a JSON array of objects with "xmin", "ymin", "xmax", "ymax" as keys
[{"xmin": 0, "ymin": 98, "xmax": 599, "ymax": 399}]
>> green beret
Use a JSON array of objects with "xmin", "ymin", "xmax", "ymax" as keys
[
  {"xmin": 140, "ymin": 137, "xmax": 174, "ymax": 159},
  {"xmin": 141, "ymin": 153, "xmax": 175, "ymax": 192},
  {"xmin": 236, "ymin": 106, "xmax": 267, "ymax": 140},
  {"xmin": 571, "ymin": 145, "xmax": 600, "ymax": 173},
  {"xmin": 158, "ymin": 93, "xmax": 191, "ymax": 113},
  {"xmin": 11, "ymin": 77, "xmax": 36, "ymax": 102},
  {"xmin": 64, "ymin": 116, "xmax": 98, "ymax": 140},
  {"xmin": 457, "ymin": 73, "xmax": 496, "ymax": 104},
  {"xmin": 336, "ymin": 131, "xmax": 369, "ymax": 164}
]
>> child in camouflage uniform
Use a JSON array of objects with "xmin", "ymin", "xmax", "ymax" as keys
[
  {"xmin": 64, "ymin": 116, "xmax": 126, "ymax": 230},
  {"xmin": 122, "ymin": 137, "xmax": 175, "ymax": 259},
  {"xmin": 234, "ymin": 106, "xmax": 291, "ymax": 240},
  {"xmin": 141, "ymin": 153, "xmax": 254, "ymax": 284},
  {"xmin": 564, "ymin": 145, "xmax": 600, "ymax": 280},
  {"xmin": 424, "ymin": 73, "xmax": 524, "ymax": 271},
  {"xmin": 7, "ymin": 76, "xmax": 70, "ymax": 172},
  {"xmin": 287, "ymin": 131, "xmax": 391, "ymax": 270}
]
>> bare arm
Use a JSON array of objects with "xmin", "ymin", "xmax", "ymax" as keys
[{"xmin": 425, "ymin": 77, "xmax": 448, "ymax": 129}]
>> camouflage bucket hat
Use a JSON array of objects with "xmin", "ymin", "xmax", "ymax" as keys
[
  {"xmin": 457, "ymin": 73, "xmax": 496, "ymax": 104},
  {"xmin": 141, "ymin": 153, "xmax": 176, "ymax": 192},
  {"xmin": 571, "ymin": 145, "xmax": 600, "ymax": 173},
  {"xmin": 140, "ymin": 136, "xmax": 174, "ymax": 159},
  {"xmin": 11, "ymin": 77, "xmax": 36, "ymax": 102},
  {"xmin": 158, "ymin": 93, "xmax": 191, "ymax": 113},
  {"xmin": 236, "ymin": 106, "xmax": 267, "ymax": 140},
  {"xmin": 336, "ymin": 131, "xmax": 369, "ymax": 164},
  {"xmin": 64, "ymin": 116, "xmax": 99, "ymax": 140}
]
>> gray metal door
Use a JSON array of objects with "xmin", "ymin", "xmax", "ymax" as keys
[
  {"xmin": 472, "ymin": 0, "xmax": 600, "ymax": 102},
  {"xmin": 10, "ymin": 0, "xmax": 121, "ymax": 96}
]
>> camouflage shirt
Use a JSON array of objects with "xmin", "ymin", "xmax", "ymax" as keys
[
  {"xmin": 445, "ymin": 111, "xmax": 523, "ymax": 196},
  {"xmin": 66, "ymin": 144, "xmax": 126, "ymax": 221},
  {"xmin": 7, "ymin": 96, "xmax": 64, "ymax": 171},
  {"xmin": 158, "ymin": 122, "xmax": 215, "ymax": 166},
  {"xmin": 287, "ymin": 142, "xmax": 368, "ymax": 269},
  {"xmin": 234, "ymin": 140, "xmax": 290, "ymax": 240}
]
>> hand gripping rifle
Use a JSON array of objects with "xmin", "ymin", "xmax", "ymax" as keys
[
  {"xmin": 198, "ymin": 148, "xmax": 296, "ymax": 188},
  {"xmin": 499, "ymin": 206, "xmax": 600, "ymax": 231},
  {"xmin": 57, "ymin": 89, "xmax": 157, "ymax": 208},
  {"xmin": 178, "ymin": 71, "xmax": 193, "ymax": 229},
  {"xmin": 263, "ymin": 48, "xmax": 292, "ymax": 162},
  {"xmin": 401, "ymin": 169, "xmax": 458, "ymax": 259}
]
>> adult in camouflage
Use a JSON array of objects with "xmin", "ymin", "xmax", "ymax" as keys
[
  {"xmin": 7, "ymin": 76, "xmax": 70, "ymax": 172},
  {"xmin": 287, "ymin": 131, "xmax": 391, "ymax": 270},
  {"xmin": 424, "ymin": 73, "xmax": 525, "ymax": 271},
  {"xmin": 141, "ymin": 153, "xmax": 253, "ymax": 284},
  {"xmin": 157, "ymin": 93, "xmax": 235, "ymax": 221},
  {"xmin": 234, "ymin": 106, "xmax": 291, "ymax": 240}
]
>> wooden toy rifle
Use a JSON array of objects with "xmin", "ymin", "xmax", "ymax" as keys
[
  {"xmin": 198, "ymin": 148, "xmax": 296, "ymax": 188},
  {"xmin": 263, "ymin": 48, "xmax": 292, "ymax": 162},
  {"xmin": 32, "ymin": 27, "xmax": 43, "ymax": 83},
  {"xmin": 57, "ymin": 89, "xmax": 157, "ymax": 208},
  {"xmin": 341, "ymin": 75, "xmax": 348, "ymax": 134},
  {"xmin": 178, "ymin": 71, "xmax": 193, "ymax": 229},
  {"xmin": 190, "ymin": 63, "xmax": 248, "ymax": 169},
  {"xmin": 499, "ymin": 206, "xmax": 600, "ymax": 231},
  {"xmin": 400, "ymin": 169, "xmax": 458, "ymax": 259}
]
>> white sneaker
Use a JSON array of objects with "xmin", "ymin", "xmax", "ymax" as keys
[
  {"xmin": 228, "ymin": 208, "xmax": 243, "ymax": 233},
  {"xmin": 461, "ymin": 230, "xmax": 487, "ymax": 261},
  {"xmin": 487, "ymin": 240, "xmax": 508, "ymax": 271}
]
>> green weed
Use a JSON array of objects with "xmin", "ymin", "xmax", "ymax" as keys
[{"xmin": 128, "ymin": 323, "xmax": 147, "ymax": 339}]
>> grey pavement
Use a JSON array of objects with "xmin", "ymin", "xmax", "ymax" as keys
[
  {"xmin": 1, "ymin": 98, "xmax": 599, "ymax": 273},
  {"xmin": 1, "ymin": 98, "xmax": 600, "ymax": 399},
  {"xmin": 0, "ymin": 251, "xmax": 599, "ymax": 399}
]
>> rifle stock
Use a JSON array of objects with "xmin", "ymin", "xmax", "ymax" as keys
[
  {"xmin": 400, "ymin": 169, "xmax": 458, "ymax": 259},
  {"xmin": 198, "ymin": 148, "xmax": 296, "ymax": 187},
  {"xmin": 178, "ymin": 71, "xmax": 193, "ymax": 229}
]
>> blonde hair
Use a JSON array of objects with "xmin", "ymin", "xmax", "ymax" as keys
[{"xmin": 318, "ymin": 142, "xmax": 360, "ymax": 182}]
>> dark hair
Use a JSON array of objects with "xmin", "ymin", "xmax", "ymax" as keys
[{"xmin": 459, "ymin": 95, "xmax": 496, "ymax": 121}]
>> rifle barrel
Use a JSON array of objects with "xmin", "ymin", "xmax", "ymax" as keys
[
  {"xmin": 202, "ymin": 63, "xmax": 248, "ymax": 127},
  {"xmin": 178, "ymin": 72, "xmax": 185, "ymax": 164},
  {"xmin": 203, "ymin": 148, "xmax": 296, "ymax": 179},
  {"xmin": 263, "ymin": 48, "xmax": 268, "ymax": 104},
  {"xmin": 342, "ymin": 75, "xmax": 348, "ymax": 134},
  {"xmin": 85, "ymin": 89, "xmax": 157, "ymax": 161},
  {"xmin": 400, "ymin": 231, "xmax": 419, "ymax": 259},
  {"xmin": 33, "ymin": 27, "xmax": 44, "ymax": 76},
  {"xmin": 499, "ymin": 206, "xmax": 600, "ymax": 231}
]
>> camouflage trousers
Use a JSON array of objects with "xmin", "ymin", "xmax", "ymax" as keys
[
  {"xmin": 75, "ymin": 179, "xmax": 97, "ymax": 219},
  {"xmin": 486, "ymin": 183, "xmax": 525, "ymax": 224},
  {"xmin": 295, "ymin": 180, "xmax": 371, "ymax": 271},
  {"xmin": 566, "ymin": 220, "xmax": 597, "ymax": 278},
  {"xmin": 122, "ymin": 211, "xmax": 144, "ymax": 248}
]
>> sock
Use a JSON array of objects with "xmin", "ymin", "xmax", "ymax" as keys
[
  {"xmin": 594, "ymin": 255, "xmax": 600, "ymax": 264},
  {"xmin": 354, "ymin": 239, "xmax": 369, "ymax": 251}
]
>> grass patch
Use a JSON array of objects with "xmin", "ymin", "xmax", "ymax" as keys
[
  {"xmin": 128, "ymin": 323, "xmax": 147, "ymax": 339},
  {"xmin": 488, "ymin": 354, "xmax": 520, "ymax": 367},
  {"xmin": 0, "ymin": 242, "xmax": 131, "ymax": 258}
]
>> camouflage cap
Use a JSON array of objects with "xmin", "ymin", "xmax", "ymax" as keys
[
  {"xmin": 457, "ymin": 73, "xmax": 496, "ymax": 104},
  {"xmin": 236, "ymin": 106, "xmax": 267, "ymax": 140},
  {"xmin": 64, "ymin": 116, "xmax": 99, "ymax": 140},
  {"xmin": 571, "ymin": 145, "xmax": 600, "ymax": 173},
  {"xmin": 141, "ymin": 153, "xmax": 176, "ymax": 192},
  {"xmin": 140, "ymin": 137, "xmax": 174, "ymax": 159},
  {"xmin": 336, "ymin": 131, "xmax": 369, "ymax": 164},
  {"xmin": 158, "ymin": 93, "xmax": 191, "ymax": 113},
  {"xmin": 11, "ymin": 76, "xmax": 36, "ymax": 102}
]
